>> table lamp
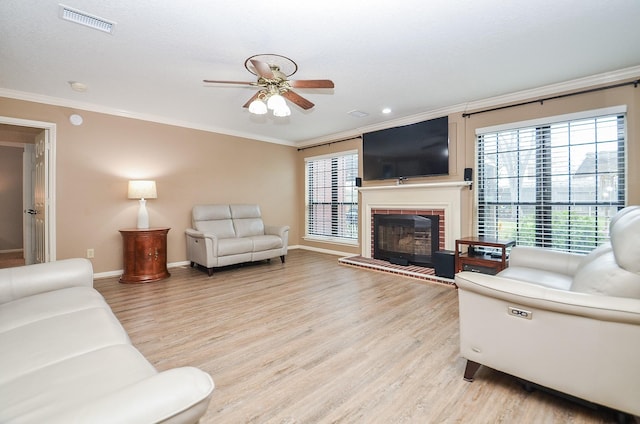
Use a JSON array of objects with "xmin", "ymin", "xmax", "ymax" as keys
[{"xmin": 127, "ymin": 180, "xmax": 157, "ymax": 228}]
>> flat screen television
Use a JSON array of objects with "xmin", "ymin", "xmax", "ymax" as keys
[{"xmin": 362, "ymin": 116, "xmax": 449, "ymax": 181}]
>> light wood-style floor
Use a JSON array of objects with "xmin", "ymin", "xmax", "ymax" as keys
[
  {"xmin": 0, "ymin": 251, "xmax": 25, "ymax": 269},
  {"xmin": 94, "ymin": 250, "xmax": 623, "ymax": 423}
]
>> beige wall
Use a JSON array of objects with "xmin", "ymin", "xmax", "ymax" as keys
[
  {"xmin": 0, "ymin": 97, "xmax": 298, "ymax": 273},
  {"xmin": 1, "ymin": 77, "xmax": 638, "ymax": 270},
  {"xmin": 296, "ymin": 79, "xmax": 640, "ymax": 253},
  {"xmin": 0, "ymin": 145, "xmax": 23, "ymax": 250}
]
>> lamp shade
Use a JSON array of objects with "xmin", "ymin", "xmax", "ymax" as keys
[
  {"xmin": 127, "ymin": 180, "xmax": 157, "ymax": 199},
  {"xmin": 248, "ymin": 99, "xmax": 268, "ymax": 115},
  {"xmin": 267, "ymin": 93, "xmax": 286, "ymax": 110},
  {"xmin": 273, "ymin": 104, "xmax": 291, "ymax": 117}
]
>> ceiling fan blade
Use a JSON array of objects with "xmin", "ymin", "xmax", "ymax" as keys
[
  {"xmin": 288, "ymin": 79, "xmax": 335, "ymax": 89},
  {"xmin": 250, "ymin": 59, "xmax": 275, "ymax": 79},
  {"xmin": 203, "ymin": 79, "xmax": 255, "ymax": 85},
  {"xmin": 242, "ymin": 91, "xmax": 261, "ymax": 108},
  {"xmin": 282, "ymin": 90, "xmax": 314, "ymax": 110}
]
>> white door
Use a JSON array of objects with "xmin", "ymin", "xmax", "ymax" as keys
[
  {"xmin": 23, "ymin": 143, "xmax": 35, "ymax": 264},
  {"xmin": 34, "ymin": 130, "xmax": 48, "ymax": 263},
  {"xmin": 0, "ymin": 117, "xmax": 55, "ymax": 264}
]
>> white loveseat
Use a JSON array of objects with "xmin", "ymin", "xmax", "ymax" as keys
[
  {"xmin": 456, "ymin": 206, "xmax": 640, "ymax": 418},
  {"xmin": 0, "ymin": 258, "xmax": 214, "ymax": 423},
  {"xmin": 185, "ymin": 204, "xmax": 289, "ymax": 276}
]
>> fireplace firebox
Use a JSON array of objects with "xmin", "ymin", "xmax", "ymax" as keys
[{"xmin": 373, "ymin": 214, "xmax": 440, "ymax": 267}]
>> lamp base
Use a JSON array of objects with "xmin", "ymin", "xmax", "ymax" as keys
[{"xmin": 137, "ymin": 199, "xmax": 150, "ymax": 229}]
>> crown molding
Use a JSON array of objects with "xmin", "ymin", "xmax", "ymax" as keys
[
  {"xmin": 2, "ymin": 65, "xmax": 638, "ymax": 148},
  {"xmin": 299, "ymin": 65, "xmax": 640, "ymax": 147},
  {"xmin": 0, "ymin": 88, "xmax": 295, "ymax": 147}
]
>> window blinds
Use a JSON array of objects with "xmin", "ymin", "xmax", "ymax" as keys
[
  {"xmin": 476, "ymin": 112, "xmax": 626, "ymax": 254},
  {"xmin": 305, "ymin": 151, "xmax": 359, "ymax": 242}
]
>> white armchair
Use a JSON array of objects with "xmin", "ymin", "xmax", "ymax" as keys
[{"xmin": 456, "ymin": 206, "xmax": 640, "ymax": 418}]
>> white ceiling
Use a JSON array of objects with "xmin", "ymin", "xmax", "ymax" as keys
[{"xmin": 1, "ymin": 0, "xmax": 640, "ymax": 146}]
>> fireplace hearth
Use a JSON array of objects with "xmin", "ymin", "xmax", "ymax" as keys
[{"xmin": 373, "ymin": 214, "xmax": 440, "ymax": 267}]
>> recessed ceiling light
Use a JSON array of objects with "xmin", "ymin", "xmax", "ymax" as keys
[
  {"xmin": 68, "ymin": 81, "xmax": 88, "ymax": 92},
  {"xmin": 382, "ymin": 108, "xmax": 392, "ymax": 114},
  {"xmin": 348, "ymin": 110, "xmax": 369, "ymax": 118}
]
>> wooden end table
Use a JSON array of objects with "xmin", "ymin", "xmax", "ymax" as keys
[
  {"xmin": 119, "ymin": 227, "xmax": 170, "ymax": 283},
  {"xmin": 455, "ymin": 236, "xmax": 516, "ymax": 275}
]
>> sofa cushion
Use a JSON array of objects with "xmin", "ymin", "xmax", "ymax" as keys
[
  {"xmin": 0, "ymin": 286, "xmax": 107, "ymax": 333},
  {"xmin": 0, "ymin": 307, "xmax": 130, "ymax": 384},
  {"xmin": 610, "ymin": 208, "xmax": 640, "ymax": 273},
  {"xmin": 234, "ymin": 218, "xmax": 265, "ymax": 237},
  {"xmin": 579, "ymin": 242, "xmax": 612, "ymax": 267},
  {"xmin": 192, "ymin": 204, "xmax": 231, "ymax": 221},
  {"xmin": 571, "ymin": 250, "xmax": 640, "ymax": 298},
  {"xmin": 230, "ymin": 204, "xmax": 261, "ymax": 219},
  {"xmin": 230, "ymin": 204, "xmax": 265, "ymax": 237},
  {"xmin": 196, "ymin": 219, "xmax": 236, "ymax": 238},
  {"xmin": 192, "ymin": 205, "xmax": 237, "ymax": 238},
  {"xmin": 0, "ymin": 258, "xmax": 93, "ymax": 303},
  {"xmin": 250, "ymin": 234, "xmax": 283, "ymax": 251},
  {"xmin": 218, "ymin": 237, "xmax": 253, "ymax": 256},
  {"xmin": 0, "ymin": 345, "xmax": 156, "ymax": 423}
]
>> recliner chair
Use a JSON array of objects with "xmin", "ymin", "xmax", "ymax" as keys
[{"xmin": 455, "ymin": 206, "xmax": 640, "ymax": 418}]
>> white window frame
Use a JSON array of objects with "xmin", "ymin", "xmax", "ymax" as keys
[
  {"xmin": 304, "ymin": 150, "xmax": 359, "ymax": 245},
  {"xmin": 474, "ymin": 106, "xmax": 627, "ymax": 254}
]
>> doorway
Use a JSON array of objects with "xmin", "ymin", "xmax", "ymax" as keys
[{"xmin": 0, "ymin": 117, "xmax": 56, "ymax": 267}]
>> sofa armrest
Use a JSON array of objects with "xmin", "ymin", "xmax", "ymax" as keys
[
  {"xmin": 506, "ymin": 246, "xmax": 584, "ymax": 277},
  {"xmin": 51, "ymin": 367, "xmax": 214, "ymax": 424},
  {"xmin": 264, "ymin": 225, "xmax": 290, "ymax": 240},
  {"xmin": 185, "ymin": 228, "xmax": 221, "ymax": 262},
  {"xmin": 455, "ymin": 271, "xmax": 640, "ymax": 325},
  {"xmin": 0, "ymin": 258, "xmax": 94, "ymax": 304},
  {"xmin": 185, "ymin": 228, "xmax": 218, "ymax": 241}
]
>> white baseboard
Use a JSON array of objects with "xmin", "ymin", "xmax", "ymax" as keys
[
  {"xmin": 0, "ymin": 248, "xmax": 23, "ymax": 254},
  {"xmin": 93, "ymin": 247, "xmax": 351, "ymax": 280}
]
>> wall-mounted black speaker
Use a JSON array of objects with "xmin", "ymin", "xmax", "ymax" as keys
[
  {"xmin": 355, "ymin": 177, "xmax": 362, "ymax": 187},
  {"xmin": 464, "ymin": 168, "xmax": 473, "ymax": 181}
]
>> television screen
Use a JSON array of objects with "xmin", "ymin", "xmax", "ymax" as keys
[{"xmin": 362, "ymin": 116, "xmax": 449, "ymax": 180}]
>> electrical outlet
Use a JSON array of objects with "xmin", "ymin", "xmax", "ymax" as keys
[{"xmin": 86, "ymin": 248, "xmax": 94, "ymax": 258}]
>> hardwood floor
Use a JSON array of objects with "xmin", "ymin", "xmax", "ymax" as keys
[
  {"xmin": 94, "ymin": 250, "xmax": 623, "ymax": 423},
  {"xmin": 0, "ymin": 251, "xmax": 25, "ymax": 269}
]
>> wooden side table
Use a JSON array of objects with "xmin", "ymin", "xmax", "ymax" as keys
[
  {"xmin": 119, "ymin": 227, "xmax": 170, "ymax": 284},
  {"xmin": 455, "ymin": 236, "xmax": 516, "ymax": 275}
]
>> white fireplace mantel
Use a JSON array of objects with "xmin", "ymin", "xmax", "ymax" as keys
[
  {"xmin": 358, "ymin": 181, "xmax": 471, "ymax": 192},
  {"xmin": 359, "ymin": 181, "xmax": 471, "ymax": 257}
]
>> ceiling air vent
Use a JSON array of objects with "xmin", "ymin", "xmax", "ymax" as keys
[{"xmin": 59, "ymin": 4, "xmax": 116, "ymax": 34}]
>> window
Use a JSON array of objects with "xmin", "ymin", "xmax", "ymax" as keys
[
  {"xmin": 305, "ymin": 150, "xmax": 359, "ymax": 243},
  {"xmin": 476, "ymin": 107, "xmax": 626, "ymax": 254}
]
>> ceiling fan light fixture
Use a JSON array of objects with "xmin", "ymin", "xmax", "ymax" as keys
[
  {"xmin": 267, "ymin": 93, "xmax": 286, "ymax": 111},
  {"xmin": 248, "ymin": 99, "xmax": 267, "ymax": 114},
  {"xmin": 273, "ymin": 104, "xmax": 291, "ymax": 117},
  {"xmin": 205, "ymin": 55, "xmax": 333, "ymax": 117}
]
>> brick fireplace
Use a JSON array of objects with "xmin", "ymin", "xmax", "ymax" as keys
[
  {"xmin": 358, "ymin": 181, "xmax": 470, "ymax": 261},
  {"xmin": 371, "ymin": 209, "xmax": 445, "ymax": 267}
]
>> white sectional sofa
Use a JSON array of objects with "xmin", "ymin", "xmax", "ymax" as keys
[
  {"xmin": 0, "ymin": 258, "xmax": 214, "ymax": 423},
  {"xmin": 185, "ymin": 204, "xmax": 289, "ymax": 276}
]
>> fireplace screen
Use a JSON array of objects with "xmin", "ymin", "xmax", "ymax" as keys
[{"xmin": 373, "ymin": 214, "xmax": 440, "ymax": 267}]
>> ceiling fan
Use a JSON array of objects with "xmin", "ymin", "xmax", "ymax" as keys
[{"xmin": 203, "ymin": 54, "xmax": 334, "ymax": 117}]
